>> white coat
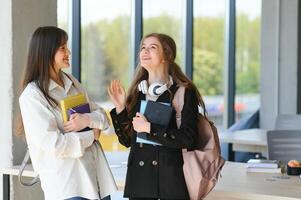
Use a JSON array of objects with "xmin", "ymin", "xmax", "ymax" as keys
[{"xmin": 19, "ymin": 73, "xmax": 117, "ymax": 200}]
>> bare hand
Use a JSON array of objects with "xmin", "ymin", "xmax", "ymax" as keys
[
  {"xmin": 93, "ymin": 128, "xmax": 101, "ymax": 140},
  {"xmin": 64, "ymin": 113, "xmax": 90, "ymax": 132},
  {"xmin": 107, "ymin": 80, "xmax": 126, "ymax": 113},
  {"xmin": 132, "ymin": 112, "xmax": 150, "ymax": 133}
]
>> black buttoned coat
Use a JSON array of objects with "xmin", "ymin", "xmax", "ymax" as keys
[{"xmin": 110, "ymin": 85, "xmax": 199, "ymax": 199}]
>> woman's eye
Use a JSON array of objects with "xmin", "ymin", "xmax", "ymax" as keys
[{"xmin": 140, "ymin": 46, "xmax": 145, "ymax": 50}]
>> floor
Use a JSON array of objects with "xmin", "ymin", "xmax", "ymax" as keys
[{"xmin": 105, "ymin": 151, "xmax": 129, "ymax": 200}]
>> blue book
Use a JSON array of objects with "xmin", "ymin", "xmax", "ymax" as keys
[
  {"xmin": 68, "ymin": 103, "xmax": 92, "ymax": 132},
  {"xmin": 136, "ymin": 100, "xmax": 172, "ymax": 145}
]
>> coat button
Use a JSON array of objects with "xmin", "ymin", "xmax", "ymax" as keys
[
  {"xmin": 170, "ymin": 134, "xmax": 176, "ymax": 139},
  {"xmin": 152, "ymin": 160, "xmax": 158, "ymax": 166},
  {"xmin": 153, "ymin": 132, "xmax": 157, "ymax": 136},
  {"xmin": 139, "ymin": 161, "xmax": 144, "ymax": 166},
  {"xmin": 163, "ymin": 133, "xmax": 167, "ymax": 138}
]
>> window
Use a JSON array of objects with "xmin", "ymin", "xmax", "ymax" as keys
[
  {"xmin": 60, "ymin": 0, "xmax": 263, "ymax": 170},
  {"xmin": 235, "ymin": 0, "xmax": 261, "ymax": 121},
  {"xmin": 143, "ymin": 0, "xmax": 185, "ymax": 67},
  {"xmin": 57, "ymin": 0, "xmax": 71, "ymax": 73},
  {"xmin": 81, "ymin": 0, "xmax": 132, "ymax": 102},
  {"xmin": 193, "ymin": 0, "xmax": 226, "ymax": 130}
]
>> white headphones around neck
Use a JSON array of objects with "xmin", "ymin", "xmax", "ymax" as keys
[{"xmin": 138, "ymin": 76, "xmax": 173, "ymax": 97}]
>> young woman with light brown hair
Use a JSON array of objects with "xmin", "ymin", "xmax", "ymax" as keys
[{"xmin": 108, "ymin": 33, "xmax": 206, "ymax": 200}]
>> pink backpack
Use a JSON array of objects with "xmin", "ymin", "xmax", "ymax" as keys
[{"xmin": 172, "ymin": 86, "xmax": 225, "ymax": 200}]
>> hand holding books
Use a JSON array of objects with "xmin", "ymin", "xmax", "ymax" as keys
[
  {"xmin": 60, "ymin": 93, "xmax": 92, "ymax": 133},
  {"xmin": 93, "ymin": 129, "xmax": 101, "ymax": 140},
  {"xmin": 132, "ymin": 112, "xmax": 151, "ymax": 133},
  {"xmin": 136, "ymin": 100, "xmax": 173, "ymax": 145},
  {"xmin": 63, "ymin": 112, "xmax": 90, "ymax": 132}
]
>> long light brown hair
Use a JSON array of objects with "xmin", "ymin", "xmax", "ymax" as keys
[
  {"xmin": 16, "ymin": 26, "xmax": 68, "ymax": 137},
  {"xmin": 126, "ymin": 33, "xmax": 207, "ymax": 116}
]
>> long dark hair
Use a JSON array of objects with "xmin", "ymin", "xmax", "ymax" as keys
[
  {"xmin": 23, "ymin": 26, "xmax": 68, "ymax": 107},
  {"xmin": 126, "ymin": 33, "xmax": 207, "ymax": 116},
  {"xmin": 16, "ymin": 26, "xmax": 68, "ymax": 137}
]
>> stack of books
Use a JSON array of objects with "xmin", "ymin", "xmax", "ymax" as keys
[
  {"xmin": 136, "ymin": 100, "xmax": 173, "ymax": 145},
  {"xmin": 60, "ymin": 93, "xmax": 91, "ymax": 132},
  {"xmin": 246, "ymin": 159, "xmax": 282, "ymax": 173}
]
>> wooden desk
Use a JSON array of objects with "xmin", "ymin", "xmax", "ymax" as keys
[
  {"xmin": 219, "ymin": 128, "xmax": 268, "ymax": 154},
  {"xmin": 206, "ymin": 162, "xmax": 301, "ymax": 200},
  {"xmin": 1, "ymin": 165, "xmax": 37, "ymax": 177}
]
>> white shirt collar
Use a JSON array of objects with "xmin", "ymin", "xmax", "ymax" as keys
[{"xmin": 48, "ymin": 72, "xmax": 73, "ymax": 92}]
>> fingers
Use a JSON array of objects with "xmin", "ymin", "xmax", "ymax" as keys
[
  {"xmin": 109, "ymin": 80, "xmax": 124, "ymax": 94},
  {"xmin": 135, "ymin": 112, "xmax": 147, "ymax": 121},
  {"xmin": 64, "ymin": 114, "xmax": 82, "ymax": 132},
  {"xmin": 64, "ymin": 121, "xmax": 75, "ymax": 132},
  {"xmin": 116, "ymin": 80, "xmax": 125, "ymax": 94},
  {"xmin": 93, "ymin": 129, "xmax": 101, "ymax": 140},
  {"xmin": 112, "ymin": 80, "xmax": 119, "ymax": 94},
  {"xmin": 132, "ymin": 113, "xmax": 147, "ymax": 125},
  {"xmin": 69, "ymin": 113, "xmax": 79, "ymax": 120},
  {"xmin": 107, "ymin": 86, "xmax": 113, "ymax": 99}
]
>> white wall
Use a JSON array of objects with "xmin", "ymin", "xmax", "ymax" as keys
[
  {"xmin": 0, "ymin": 0, "xmax": 13, "ymax": 198},
  {"xmin": 0, "ymin": 0, "xmax": 57, "ymax": 199},
  {"xmin": 260, "ymin": 0, "xmax": 299, "ymax": 129}
]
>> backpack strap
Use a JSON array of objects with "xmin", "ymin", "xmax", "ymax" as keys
[
  {"xmin": 18, "ymin": 149, "xmax": 39, "ymax": 186},
  {"xmin": 172, "ymin": 86, "xmax": 186, "ymax": 129}
]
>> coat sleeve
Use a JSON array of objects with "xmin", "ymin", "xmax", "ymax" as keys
[
  {"xmin": 147, "ymin": 88, "xmax": 199, "ymax": 149},
  {"xmin": 110, "ymin": 108, "xmax": 132, "ymax": 148},
  {"xmin": 87, "ymin": 100, "xmax": 110, "ymax": 130},
  {"xmin": 19, "ymin": 87, "xmax": 94, "ymax": 159}
]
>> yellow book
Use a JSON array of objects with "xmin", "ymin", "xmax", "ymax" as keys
[{"xmin": 60, "ymin": 93, "xmax": 87, "ymax": 122}]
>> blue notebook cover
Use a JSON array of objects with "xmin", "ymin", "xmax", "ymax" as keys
[
  {"xmin": 68, "ymin": 103, "xmax": 91, "ymax": 132},
  {"xmin": 136, "ymin": 100, "xmax": 172, "ymax": 145}
]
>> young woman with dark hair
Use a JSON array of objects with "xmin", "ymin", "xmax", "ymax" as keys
[
  {"xmin": 108, "ymin": 33, "xmax": 206, "ymax": 200},
  {"xmin": 18, "ymin": 26, "xmax": 116, "ymax": 200}
]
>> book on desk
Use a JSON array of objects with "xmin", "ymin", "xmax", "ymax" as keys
[
  {"xmin": 246, "ymin": 159, "xmax": 282, "ymax": 173},
  {"xmin": 136, "ymin": 100, "xmax": 173, "ymax": 145}
]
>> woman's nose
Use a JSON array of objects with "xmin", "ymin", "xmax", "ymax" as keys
[
  {"xmin": 143, "ymin": 47, "xmax": 150, "ymax": 53},
  {"xmin": 67, "ymin": 47, "xmax": 71, "ymax": 55}
]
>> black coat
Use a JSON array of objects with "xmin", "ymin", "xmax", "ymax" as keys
[{"xmin": 110, "ymin": 84, "xmax": 199, "ymax": 199}]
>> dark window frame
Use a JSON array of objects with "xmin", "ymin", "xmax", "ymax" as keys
[{"xmin": 70, "ymin": 0, "xmax": 240, "ymax": 160}]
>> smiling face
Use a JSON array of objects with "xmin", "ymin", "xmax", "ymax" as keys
[
  {"xmin": 139, "ymin": 36, "xmax": 165, "ymax": 72},
  {"xmin": 53, "ymin": 42, "xmax": 71, "ymax": 72}
]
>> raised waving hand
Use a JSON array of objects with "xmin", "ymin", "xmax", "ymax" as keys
[{"xmin": 107, "ymin": 80, "xmax": 126, "ymax": 113}]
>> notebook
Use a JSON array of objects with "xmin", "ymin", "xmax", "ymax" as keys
[
  {"xmin": 246, "ymin": 167, "xmax": 282, "ymax": 173},
  {"xmin": 68, "ymin": 103, "xmax": 91, "ymax": 117},
  {"xmin": 68, "ymin": 103, "xmax": 91, "ymax": 132},
  {"xmin": 60, "ymin": 93, "xmax": 87, "ymax": 122},
  {"xmin": 136, "ymin": 100, "xmax": 173, "ymax": 145},
  {"xmin": 144, "ymin": 100, "xmax": 173, "ymax": 125},
  {"xmin": 247, "ymin": 159, "xmax": 279, "ymax": 169},
  {"xmin": 60, "ymin": 93, "xmax": 91, "ymax": 132}
]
